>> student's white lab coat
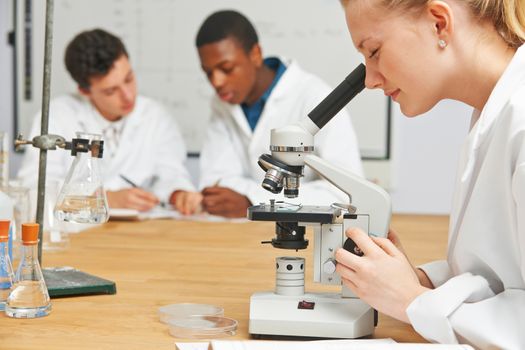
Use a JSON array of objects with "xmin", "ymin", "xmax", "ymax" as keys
[
  {"xmin": 199, "ymin": 59, "xmax": 364, "ymax": 205},
  {"xmin": 18, "ymin": 94, "xmax": 195, "ymax": 203},
  {"xmin": 407, "ymin": 45, "xmax": 525, "ymax": 349}
]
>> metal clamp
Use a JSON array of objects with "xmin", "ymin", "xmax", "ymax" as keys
[
  {"xmin": 15, "ymin": 134, "xmax": 104, "ymax": 158},
  {"xmin": 15, "ymin": 134, "xmax": 66, "ymax": 152}
]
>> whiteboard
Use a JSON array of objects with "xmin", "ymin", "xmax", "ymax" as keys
[{"xmin": 15, "ymin": 0, "xmax": 390, "ymax": 158}]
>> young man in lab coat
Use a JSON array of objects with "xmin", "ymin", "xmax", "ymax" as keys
[
  {"xmin": 175, "ymin": 10, "xmax": 363, "ymax": 218},
  {"xmin": 17, "ymin": 29, "xmax": 195, "ymax": 212}
]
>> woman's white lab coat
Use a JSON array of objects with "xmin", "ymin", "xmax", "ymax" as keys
[
  {"xmin": 406, "ymin": 45, "xmax": 525, "ymax": 349},
  {"xmin": 18, "ymin": 95, "xmax": 195, "ymax": 203},
  {"xmin": 199, "ymin": 59, "xmax": 364, "ymax": 206}
]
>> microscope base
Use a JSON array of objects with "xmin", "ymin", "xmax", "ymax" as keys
[{"xmin": 249, "ymin": 291, "xmax": 376, "ymax": 339}]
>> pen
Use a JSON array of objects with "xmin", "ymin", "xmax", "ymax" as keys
[
  {"xmin": 120, "ymin": 174, "xmax": 169, "ymax": 208},
  {"xmin": 120, "ymin": 174, "xmax": 139, "ymax": 188}
]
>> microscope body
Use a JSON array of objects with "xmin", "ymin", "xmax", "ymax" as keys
[
  {"xmin": 248, "ymin": 201, "xmax": 385, "ymax": 338},
  {"xmin": 248, "ymin": 64, "xmax": 392, "ymax": 338},
  {"xmin": 248, "ymin": 153, "xmax": 391, "ymax": 338}
]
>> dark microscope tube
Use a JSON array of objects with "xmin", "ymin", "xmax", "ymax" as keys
[{"xmin": 307, "ymin": 63, "xmax": 366, "ymax": 130}]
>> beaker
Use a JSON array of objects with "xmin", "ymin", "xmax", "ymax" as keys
[
  {"xmin": 54, "ymin": 132, "xmax": 109, "ymax": 224},
  {"xmin": 2, "ymin": 186, "xmax": 31, "ymax": 264},
  {"xmin": 43, "ymin": 180, "xmax": 69, "ymax": 251},
  {"xmin": 0, "ymin": 131, "xmax": 8, "ymax": 188}
]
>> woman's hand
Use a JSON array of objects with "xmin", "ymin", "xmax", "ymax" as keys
[
  {"xmin": 388, "ymin": 228, "xmax": 434, "ymax": 289},
  {"xmin": 335, "ymin": 227, "xmax": 430, "ymax": 323}
]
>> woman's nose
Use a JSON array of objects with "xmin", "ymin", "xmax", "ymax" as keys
[{"xmin": 364, "ymin": 65, "xmax": 383, "ymax": 90}]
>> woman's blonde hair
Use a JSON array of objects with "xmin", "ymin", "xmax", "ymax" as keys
[{"xmin": 341, "ymin": 0, "xmax": 525, "ymax": 48}]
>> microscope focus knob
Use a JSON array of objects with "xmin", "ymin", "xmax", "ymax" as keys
[
  {"xmin": 343, "ymin": 238, "xmax": 364, "ymax": 256},
  {"xmin": 323, "ymin": 259, "xmax": 337, "ymax": 274}
]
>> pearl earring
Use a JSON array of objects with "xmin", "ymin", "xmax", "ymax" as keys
[{"xmin": 438, "ymin": 39, "xmax": 447, "ymax": 49}]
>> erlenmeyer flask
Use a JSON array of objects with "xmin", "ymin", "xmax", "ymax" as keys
[
  {"xmin": 54, "ymin": 132, "xmax": 109, "ymax": 224},
  {"xmin": 5, "ymin": 223, "xmax": 51, "ymax": 318}
]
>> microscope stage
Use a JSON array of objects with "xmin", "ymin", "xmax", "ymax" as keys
[
  {"xmin": 249, "ymin": 291, "xmax": 376, "ymax": 339},
  {"xmin": 248, "ymin": 204, "xmax": 340, "ymax": 224}
]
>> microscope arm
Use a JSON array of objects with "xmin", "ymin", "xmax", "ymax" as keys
[
  {"xmin": 261, "ymin": 62, "xmax": 391, "ymax": 226},
  {"xmin": 304, "ymin": 154, "xmax": 391, "ymax": 237}
]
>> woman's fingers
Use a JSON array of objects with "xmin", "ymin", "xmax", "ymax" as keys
[
  {"xmin": 345, "ymin": 227, "xmax": 381, "ymax": 257},
  {"xmin": 371, "ymin": 236, "xmax": 400, "ymax": 257}
]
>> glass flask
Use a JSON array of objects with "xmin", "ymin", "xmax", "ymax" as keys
[
  {"xmin": 3, "ymin": 186, "xmax": 31, "ymax": 262},
  {"xmin": 0, "ymin": 220, "xmax": 15, "ymax": 311},
  {"xmin": 0, "ymin": 131, "xmax": 8, "ymax": 188},
  {"xmin": 43, "ymin": 180, "xmax": 69, "ymax": 251},
  {"xmin": 5, "ymin": 223, "xmax": 51, "ymax": 318},
  {"xmin": 54, "ymin": 132, "xmax": 109, "ymax": 224}
]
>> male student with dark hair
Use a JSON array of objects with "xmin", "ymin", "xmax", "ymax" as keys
[
  {"xmin": 18, "ymin": 29, "xmax": 195, "ymax": 212},
  {"xmin": 175, "ymin": 10, "xmax": 364, "ymax": 218}
]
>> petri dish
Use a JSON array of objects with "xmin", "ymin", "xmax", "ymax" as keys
[
  {"xmin": 158, "ymin": 303, "xmax": 224, "ymax": 324},
  {"xmin": 166, "ymin": 315, "xmax": 238, "ymax": 338}
]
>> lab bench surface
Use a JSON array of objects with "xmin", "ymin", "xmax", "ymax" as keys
[{"xmin": 0, "ymin": 214, "xmax": 448, "ymax": 349}]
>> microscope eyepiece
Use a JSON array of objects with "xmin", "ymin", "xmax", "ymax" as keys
[{"xmin": 307, "ymin": 63, "xmax": 366, "ymax": 130}]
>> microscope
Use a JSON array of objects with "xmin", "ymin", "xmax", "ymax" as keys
[{"xmin": 247, "ymin": 64, "xmax": 392, "ymax": 339}]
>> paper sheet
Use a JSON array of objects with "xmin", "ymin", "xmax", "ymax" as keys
[
  {"xmin": 211, "ymin": 339, "xmax": 396, "ymax": 350},
  {"xmin": 109, "ymin": 207, "xmax": 248, "ymax": 223},
  {"xmin": 175, "ymin": 339, "xmax": 474, "ymax": 350},
  {"xmin": 175, "ymin": 339, "xmax": 395, "ymax": 350},
  {"xmin": 174, "ymin": 343, "xmax": 209, "ymax": 350}
]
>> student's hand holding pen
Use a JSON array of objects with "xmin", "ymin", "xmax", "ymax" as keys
[
  {"xmin": 106, "ymin": 188, "xmax": 160, "ymax": 212},
  {"xmin": 110, "ymin": 174, "xmax": 160, "ymax": 211}
]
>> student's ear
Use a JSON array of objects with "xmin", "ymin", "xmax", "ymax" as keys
[
  {"xmin": 427, "ymin": 0, "xmax": 454, "ymax": 41},
  {"xmin": 248, "ymin": 43, "xmax": 263, "ymax": 68},
  {"xmin": 78, "ymin": 86, "xmax": 91, "ymax": 97}
]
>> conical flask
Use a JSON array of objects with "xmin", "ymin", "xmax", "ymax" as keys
[
  {"xmin": 5, "ymin": 223, "xmax": 51, "ymax": 318},
  {"xmin": 54, "ymin": 132, "xmax": 109, "ymax": 224},
  {"xmin": 0, "ymin": 220, "xmax": 15, "ymax": 311}
]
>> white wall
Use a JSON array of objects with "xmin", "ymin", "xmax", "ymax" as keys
[
  {"xmin": 16, "ymin": 0, "xmax": 390, "ymax": 159},
  {"xmin": 1, "ymin": 0, "xmax": 473, "ymax": 215},
  {"xmin": 389, "ymin": 100, "xmax": 472, "ymax": 214},
  {"xmin": 0, "ymin": 0, "xmax": 22, "ymax": 181},
  {"xmin": 0, "ymin": 1, "xmax": 9, "ymax": 133}
]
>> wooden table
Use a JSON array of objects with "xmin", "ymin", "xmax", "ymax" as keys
[{"xmin": 0, "ymin": 215, "xmax": 448, "ymax": 349}]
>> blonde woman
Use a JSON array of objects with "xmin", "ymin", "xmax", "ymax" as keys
[{"xmin": 335, "ymin": 0, "xmax": 525, "ymax": 348}]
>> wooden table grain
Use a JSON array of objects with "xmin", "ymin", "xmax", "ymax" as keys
[{"xmin": 0, "ymin": 214, "xmax": 448, "ymax": 349}]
